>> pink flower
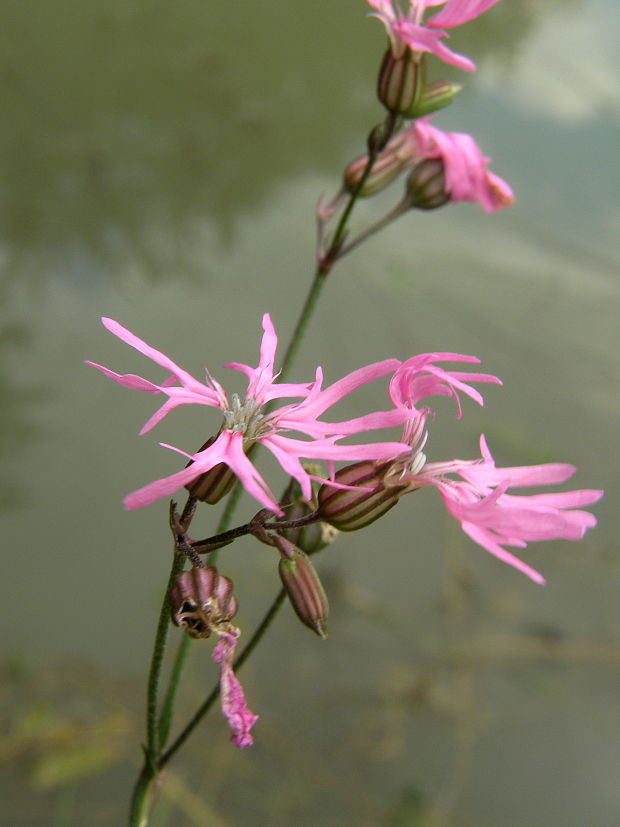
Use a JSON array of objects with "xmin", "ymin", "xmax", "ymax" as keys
[
  {"xmin": 86, "ymin": 315, "xmax": 409, "ymax": 514},
  {"xmin": 387, "ymin": 359, "xmax": 603, "ymax": 583},
  {"xmin": 408, "ymin": 118, "xmax": 514, "ymax": 211},
  {"xmin": 212, "ymin": 628, "xmax": 258, "ymax": 748},
  {"xmin": 368, "ymin": 0, "xmax": 501, "ymax": 71}
]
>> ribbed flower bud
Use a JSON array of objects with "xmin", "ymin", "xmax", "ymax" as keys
[
  {"xmin": 408, "ymin": 81, "xmax": 463, "ymax": 118},
  {"xmin": 169, "ymin": 566, "xmax": 238, "ymax": 639},
  {"xmin": 343, "ymin": 132, "xmax": 413, "ymax": 198},
  {"xmin": 317, "ymin": 461, "xmax": 409, "ymax": 532},
  {"xmin": 377, "ymin": 48, "xmax": 426, "ymax": 116},
  {"xmin": 274, "ymin": 535, "xmax": 329, "ymax": 639},
  {"xmin": 184, "ymin": 437, "xmax": 237, "ymax": 504},
  {"xmin": 404, "ymin": 159, "xmax": 450, "ymax": 210}
]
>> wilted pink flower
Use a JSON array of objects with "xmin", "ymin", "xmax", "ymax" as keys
[
  {"xmin": 86, "ymin": 315, "xmax": 409, "ymax": 514},
  {"xmin": 407, "ymin": 118, "xmax": 514, "ymax": 211},
  {"xmin": 212, "ymin": 628, "xmax": 258, "ymax": 748},
  {"xmin": 368, "ymin": 0, "xmax": 501, "ymax": 71},
  {"xmin": 387, "ymin": 357, "xmax": 603, "ymax": 583}
]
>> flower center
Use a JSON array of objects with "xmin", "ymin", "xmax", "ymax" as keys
[{"xmin": 222, "ymin": 394, "xmax": 269, "ymax": 441}]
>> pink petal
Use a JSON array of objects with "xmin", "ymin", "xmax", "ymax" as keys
[
  {"xmin": 426, "ymin": 0, "xmax": 501, "ymax": 29},
  {"xmin": 213, "ymin": 631, "xmax": 258, "ymax": 748},
  {"xmin": 84, "ymin": 362, "xmax": 163, "ymax": 393},
  {"xmin": 298, "ymin": 359, "xmax": 402, "ymax": 420},
  {"xmin": 123, "ymin": 430, "xmax": 280, "ymax": 513},
  {"xmin": 123, "ymin": 461, "xmax": 210, "ymax": 509},
  {"xmin": 246, "ymin": 313, "xmax": 279, "ymax": 403},
  {"xmin": 394, "ymin": 20, "xmax": 476, "ymax": 70},
  {"xmin": 461, "ymin": 522, "xmax": 546, "ymax": 584},
  {"xmin": 100, "ymin": 318, "xmax": 213, "ymax": 397},
  {"xmin": 265, "ymin": 434, "xmax": 409, "ymax": 462}
]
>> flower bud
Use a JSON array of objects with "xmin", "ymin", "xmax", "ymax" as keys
[
  {"xmin": 169, "ymin": 566, "xmax": 238, "ymax": 639},
  {"xmin": 343, "ymin": 133, "xmax": 412, "ymax": 198},
  {"xmin": 317, "ymin": 461, "xmax": 408, "ymax": 532},
  {"xmin": 377, "ymin": 48, "xmax": 426, "ymax": 116},
  {"xmin": 184, "ymin": 437, "xmax": 237, "ymax": 504},
  {"xmin": 407, "ymin": 81, "xmax": 463, "ymax": 118},
  {"xmin": 274, "ymin": 536, "xmax": 329, "ymax": 639},
  {"xmin": 404, "ymin": 159, "xmax": 450, "ymax": 210}
]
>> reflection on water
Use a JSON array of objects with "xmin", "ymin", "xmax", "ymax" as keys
[
  {"xmin": 1, "ymin": 0, "xmax": 619, "ymax": 824},
  {"xmin": 1, "ymin": 0, "xmax": 600, "ymax": 282}
]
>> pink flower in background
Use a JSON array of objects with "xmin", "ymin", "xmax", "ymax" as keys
[
  {"xmin": 368, "ymin": 0, "xmax": 501, "ymax": 71},
  {"xmin": 409, "ymin": 118, "xmax": 514, "ymax": 211},
  {"xmin": 387, "ymin": 358, "xmax": 604, "ymax": 583},
  {"xmin": 86, "ymin": 315, "xmax": 409, "ymax": 514}
]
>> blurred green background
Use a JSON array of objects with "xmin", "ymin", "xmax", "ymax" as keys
[{"xmin": 1, "ymin": 0, "xmax": 619, "ymax": 824}]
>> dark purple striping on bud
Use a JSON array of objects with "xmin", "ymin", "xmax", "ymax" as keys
[
  {"xmin": 273, "ymin": 536, "xmax": 329, "ymax": 639},
  {"xmin": 317, "ymin": 460, "xmax": 408, "ymax": 531},
  {"xmin": 377, "ymin": 47, "xmax": 426, "ymax": 116}
]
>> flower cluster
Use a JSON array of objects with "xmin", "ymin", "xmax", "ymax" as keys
[
  {"xmin": 89, "ymin": 316, "xmax": 602, "ymax": 586},
  {"xmin": 319, "ymin": 0, "xmax": 511, "ymax": 237}
]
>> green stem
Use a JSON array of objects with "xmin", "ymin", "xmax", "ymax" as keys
[
  {"xmin": 338, "ymin": 201, "xmax": 409, "ymax": 260},
  {"xmin": 129, "ymin": 549, "xmax": 186, "ymax": 827},
  {"xmin": 278, "ymin": 271, "xmax": 328, "ymax": 380},
  {"xmin": 157, "ymin": 634, "xmax": 190, "ymax": 749},
  {"xmin": 158, "ymin": 588, "xmax": 287, "ymax": 770},
  {"xmin": 145, "ymin": 553, "xmax": 186, "ymax": 763},
  {"xmin": 128, "ymin": 765, "xmax": 153, "ymax": 827}
]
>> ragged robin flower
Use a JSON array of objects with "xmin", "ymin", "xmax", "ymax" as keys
[
  {"xmin": 86, "ymin": 314, "xmax": 409, "ymax": 515},
  {"xmin": 386, "ymin": 354, "xmax": 603, "ymax": 583}
]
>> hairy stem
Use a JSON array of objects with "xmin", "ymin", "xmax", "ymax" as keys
[{"xmin": 129, "ymin": 549, "xmax": 186, "ymax": 827}]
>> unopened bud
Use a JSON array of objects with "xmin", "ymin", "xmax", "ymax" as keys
[
  {"xmin": 408, "ymin": 81, "xmax": 463, "ymax": 118},
  {"xmin": 405, "ymin": 159, "xmax": 450, "ymax": 210},
  {"xmin": 169, "ymin": 566, "xmax": 238, "ymax": 639},
  {"xmin": 343, "ymin": 133, "xmax": 412, "ymax": 198},
  {"xmin": 317, "ymin": 461, "xmax": 408, "ymax": 531},
  {"xmin": 184, "ymin": 437, "xmax": 237, "ymax": 504},
  {"xmin": 274, "ymin": 536, "xmax": 329, "ymax": 639},
  {"xmin": 377, "ymin": 48, "xmax": 426, "ymax": 116}
]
